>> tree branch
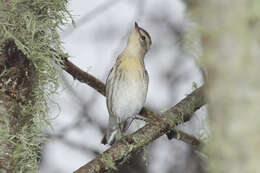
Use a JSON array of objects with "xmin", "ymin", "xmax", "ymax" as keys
[
  {"xmin": 166, "ymin": 130, "xmax": 201, "ymax": 146},
  {"xmin": 64, "ymin": 59, "xmax": 105, "ymax": 96},
  {"xmin": 63, "ymin": 59, "xmax": 201, "ymax": 143},
  {"xmin": 63, "ymin": 59, "xmax": 206, "ymax": 173},
  {"xmin": 73, "ymin": 85, "xmax": 205, "ymax": 173}
]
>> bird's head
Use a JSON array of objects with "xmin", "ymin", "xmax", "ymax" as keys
[{"xmin": 126, "ymin": 22, "xmax": 152, "ymax": 57}]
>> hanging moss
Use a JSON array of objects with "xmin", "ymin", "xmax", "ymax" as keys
[{"xmin": 0, "ymin": 0, "xmax": 72, "ymax": 172}]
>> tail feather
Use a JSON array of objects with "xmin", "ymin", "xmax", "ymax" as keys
[
  {"xmin": 101, "ymin": 135, "xmax": 108, "ymax": 145},
  {"xmin": 101, "ymin": 117, "xmax": 133, "ymax": 145},
  {"xmin": 101, "ymin": 115, "xmax": 118, "ymax": 145},
  {"xmin": 101, "ymin": 129, "xmax": 118, "ymax": 145},
  {"xmin": 101, "ymin": 118, "xmax": 134, "ymax": 145}
]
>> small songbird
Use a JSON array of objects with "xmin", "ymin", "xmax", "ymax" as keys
[{"xmin": 101, "ymin": 22, "xmax": 152, "ymax": 145}]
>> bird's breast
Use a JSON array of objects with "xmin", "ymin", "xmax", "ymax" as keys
[
  {"xmin": 118, "ymin": 57, "xmax": 142, "ymax": 71},
  {"xmin": 109, "ymin": 60, "xmax": 148, "ymax": 121}
]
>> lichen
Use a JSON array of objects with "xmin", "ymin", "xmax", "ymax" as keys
[
  {"xmin": 101, "ymin": 155, "xmax": 117, "ymax": 170},
  {"xmin": 0, "ymin": 0, "xmax": 72, "ymax": 172}
]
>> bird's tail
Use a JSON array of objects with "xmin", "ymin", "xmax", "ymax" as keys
[
  {"xmin": 101, "ymin": 118, "xmax": 133, "ymax": 145},
  {"xmin": 101, "ymin": 115, "xmax": 118, "ymax": 145},
  {"xmin": 101, "ymin": 129, "xmax": 118, "ymax": 145}
]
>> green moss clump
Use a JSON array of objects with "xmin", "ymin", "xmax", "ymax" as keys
[{"xmin": 0, "ymin": 0, "xmax": 72, "ymax": 172}]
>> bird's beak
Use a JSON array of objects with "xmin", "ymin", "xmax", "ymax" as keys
[
  {"xmin": 135, "ymin": 22, "xmax": 142, "ymax": 36},
  {"xmin": 135, "ymin": 22, "xmax": 139, "ymax": 30}
]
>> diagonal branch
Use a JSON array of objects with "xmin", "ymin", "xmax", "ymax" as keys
[
  {"xmin": 64, "ymin": 59, "xmax": 105, "ymax": 96},
  {"xmin": 62, "ymin": 59, "xmax": 206, "ymax": 173},
  {"xmin": 63, "ymin": 59, "xmax": 201, "ymax": 143},
  {"xmin": 73, "ymin": 85, "xmax": 205, "ymax": 173}
]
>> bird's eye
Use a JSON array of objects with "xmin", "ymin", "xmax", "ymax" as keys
[{"xmin": 141, "ymin": 35, "xmax": 146, "ymax": 41}]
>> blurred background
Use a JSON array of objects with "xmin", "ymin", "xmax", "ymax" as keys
[{"xmin": 39, "ymin": 0, "xmax": 207, "ymax": 172}]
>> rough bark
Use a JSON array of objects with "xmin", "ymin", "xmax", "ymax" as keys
[{"xmin": 0, "ymin": 39, "xmax": 38, "ymax": 172}]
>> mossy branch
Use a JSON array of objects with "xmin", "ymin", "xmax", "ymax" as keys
[
  {"xmin": 63, "ymin": 59, "xmax": 206, "ymax": 173},
  {"xmin": 0, "ymin": 0, "xmax": 72, "ymax": 171},
  {"xmin": 63, "ymin": 59, "xmax": 202, "ymax": 144},
  {"xmin": 74, "ymin": 83, "xmax": 205, "ymax": 173}
]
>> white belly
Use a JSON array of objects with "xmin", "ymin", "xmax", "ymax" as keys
[{"xmin": 112, "ymin": 78, "xmax": 147, "ymax": 121}]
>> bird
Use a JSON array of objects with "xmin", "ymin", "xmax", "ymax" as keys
[{"xmin": 101, "ymin": 22, "xmax": 152, "ymax": 145}]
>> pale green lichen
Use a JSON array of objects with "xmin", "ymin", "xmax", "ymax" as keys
[
  {"xmin": 0, "ymin": 0, "xmax": 72, "ymax": 172},
  {"xmin": 101, "ymin": 155, "xmax": 117, "ymax": 170}
]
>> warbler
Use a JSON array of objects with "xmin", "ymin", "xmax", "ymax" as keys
[{"xmin": 101, "ymin": 22, "xmax": 152, "ymax": 145}]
